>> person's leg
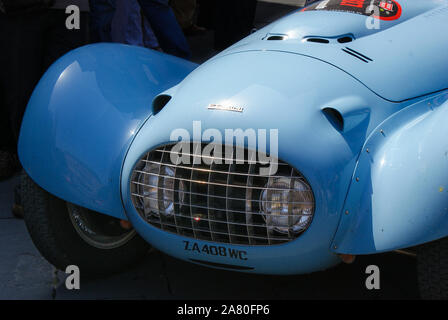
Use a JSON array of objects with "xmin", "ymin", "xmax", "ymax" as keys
[
  {"xmin": 112, "ymin": 0, "xmax": 143, "ymax": 46},
  {"xmin": 43, "ymin": 9, "xmax": 89, "ymax": 69},
  {"xmin": 213, "ymin": 0, "xmax": 231, "ymax": 51},
  {"xmin": 0, "ymin": 11, "xmax": 46, "ymax": 179},
  {"xmin": 142, "ymin": 16, "xmax": 160, "ymax": 49},
  {"xmin": 0, "ymin": 12, "xmax": 46, "ymax": 147},
  {"xmin": 0, "ymin": 86, "xmax": 18, "ymax": 180},
  {"xmin": 0, "ymin": 17, "xmax": 12, "ymax": 152},
  {"xmin": 172, "ymin": 0, "xmax": 206, "ymax": 36},
  {"xmin": 0, "ymin": 74, "xmax": 15, "ymax": 154},
  {"xmin": 89, "ymin": 0, "xmax": 116, "ymax": 43},
  {"xmin": 138, "ymin": 0, "xmax": 191, "ymax": 59},
  {"xmin": 213, "ymin": 0, "xmax": 257, "ymax": 51},
  {"xmin": 171, "ymin": 0, "xmax": 196, "ymax": 29},
  {"xmin": 111, "ymin": 0, "xmax": 159, "ymax": 49},
  {"xmin": 241, "ymin": 0, "xmax": 258, "ymax": 34},
  {"xmin": 197, "ymin": 0, "xmax": 215, "ymax": 30}
]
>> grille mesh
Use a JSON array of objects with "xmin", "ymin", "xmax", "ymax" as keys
[{"xmin": 130, "ymin": 143, "xmax": 314, "ymax": 246}]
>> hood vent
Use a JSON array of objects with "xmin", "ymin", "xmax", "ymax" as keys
[
  {"xmin": 323, "ymin": 107, "xmax": 344, "ymax": 131},
  {"xmin": 303, "ymin": 35, "xmax": 354, "ymax": 44},
  {"xmin": 342, "ymin": 47, "xmax": 373, "ymax": 63},
  {"xmin": 307, "ymin": 38, "xmax": 330, "ymax": 44},
  {"xmin": 152, "ymin": 94, "xmax": 172, "ymax": 115},
  {"xmin": 264, "ymin": 33, "xmax": 355, "ymax": 44},
  {"xmin": 266, "ymin": 35, "xmax": 287, "ymax": 41},
  {"xmin": 337, "ymin": 36, "xmax": 353, "ymax": 44}
]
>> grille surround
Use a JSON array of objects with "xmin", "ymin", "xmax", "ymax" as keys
[{"xmin": 130, "ymin": 143, "xmax": 315, "ymax": 246}]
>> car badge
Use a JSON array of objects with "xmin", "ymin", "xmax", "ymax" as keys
[{"xmin": 207, "ymin": 104, "xmax": 244, "ymax": 113}]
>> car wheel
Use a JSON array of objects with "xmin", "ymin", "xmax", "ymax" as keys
[
  {"xmin": 21, "ymin": 172, "xmax": 150, "ymax": 278},
  {"xmin": 417, "ymin": 237, "xmax": 448, "ymax": 300}
]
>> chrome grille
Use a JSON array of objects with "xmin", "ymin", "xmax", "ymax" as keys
[{"xmin": 130, "ymin": 143, "xmax": 314, "ymax": 246}]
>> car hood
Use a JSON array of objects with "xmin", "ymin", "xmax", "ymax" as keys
[{"xmin": 214, "ymin": 0, "xmax": 448, "ymax": 102}]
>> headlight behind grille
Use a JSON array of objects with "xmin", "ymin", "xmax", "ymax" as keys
[{"xmin": 130, "ymin": 143, "xmax": 315, "ymax": 246}]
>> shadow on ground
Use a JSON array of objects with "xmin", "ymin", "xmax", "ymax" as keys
[{"xmin": 54, "ymin": 249, "xmax": 419, "ymax": 300}]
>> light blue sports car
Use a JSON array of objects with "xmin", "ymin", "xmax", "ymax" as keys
[{"xmin": 18, "ymin": 0, "xmax": 448, "ymax": 299}]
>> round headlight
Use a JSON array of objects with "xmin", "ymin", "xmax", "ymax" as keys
[
  {"xmin": 261, "ymin": 177, "xmax": 314, "ymax": 234},
  {"xmin": 138, "ymin": 163, "xmax": 175, "ymax": 217}
]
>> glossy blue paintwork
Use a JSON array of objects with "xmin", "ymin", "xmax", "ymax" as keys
[
  {"xmin": 120, "ymin": 50, "xmax": 409, "ymax": 273},
  {"xmin": 216, "ymin": 0, "xmax": 448, "ymax": 102},
  {"xmin": 18, "ymin": 44, "xmax": 197, "ymax": 219},
  {"xmin": 332, "ymin": 91, "xmax": 448, "ymax": 254},
  {"xmin": 19, "ymin": 0, "xmax": 448, "ymax": 274}
]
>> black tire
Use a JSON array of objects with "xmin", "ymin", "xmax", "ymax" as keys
[
  {"xmin": 21, "ymin": 172, "xmax": 150, "ymax": 278},
  {"xmin": 417, "ymin": 237, "xmax": 448, "ymax": 300}
]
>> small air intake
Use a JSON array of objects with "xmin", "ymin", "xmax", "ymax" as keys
[
  {"xmin": 152, "ymin": 94, "xmax": 172, "ymax": 115},
  {"xmin": 266, "ymin": 35, "xmax": 287, "ymax": 41},
  {"xmin": 323, "ymin": 108, "xmax": 344, "ymax": 131},
  {"xmin": 307, "ymin": 38, "xmax": 330, "ymax": 44},
  {"xmin": 338, "ymin": 36, "xmax": 353, "ymax": 44}
]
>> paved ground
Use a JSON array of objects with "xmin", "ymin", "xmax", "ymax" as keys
[{"xmin": 0, "ymin": 1, "xmax": 422, "ymax": 300}]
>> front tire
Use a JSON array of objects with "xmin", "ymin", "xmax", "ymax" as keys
[
  {"xmin": 417, "ymin": 238, "xmax": 448, "ymax": 299},
  {"xmin": 21, "ymin": 172, "xmax": 150, "ymax": 278}
]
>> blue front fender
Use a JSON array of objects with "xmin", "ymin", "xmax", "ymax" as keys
[
  {"xmin": 18, "ymin": 44, "xmax": 197, "ymax": 219},
  {"xmin": 332, "ymin": 91, "xmax": 448, "ymax": 254}
]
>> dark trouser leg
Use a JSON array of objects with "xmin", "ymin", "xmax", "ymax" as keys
[
  {"xmin": 44, "ymin": 10, "xmax": 89, "ymax": 69},
  {"xmin": 213, "ymin": 0, "xmax": 257, "ymax": 51},
  {"xmin": 197, "ymin": 0, "xmax": 216, "ymax": 30},
  {"xmin": 171, "ymin": 0, "xmax": 197, "ymax": 29},
  {"xmin": 89, "ymin": 0, "xmax": 116, "ymax": 43},
  {"xmin": 0, "ymin": 87, "xmax": 15, "ymax": 152},
  {"xmin": 0, "ymin": 12, "xmax": 46, "ymax": 152},
  {"xmin": 138, "ymin": 0, "xmax": 191, "ymax": 59}
]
